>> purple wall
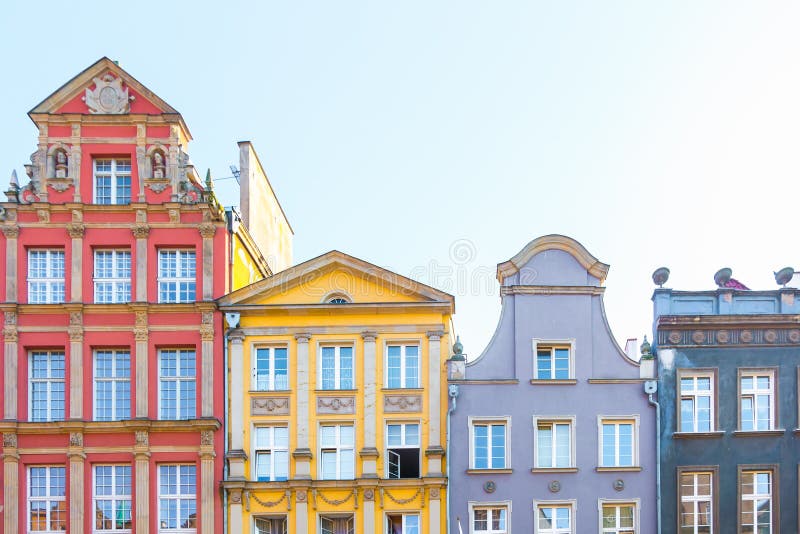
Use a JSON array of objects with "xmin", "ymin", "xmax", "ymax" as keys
[{"xmin": 448, "ymin": 236, "xmax": 656, "ymax": 533}]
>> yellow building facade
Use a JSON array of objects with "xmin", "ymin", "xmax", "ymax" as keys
[{"xmin": 220, "ymin": 251, "xmax": 454, "ymax": 534}]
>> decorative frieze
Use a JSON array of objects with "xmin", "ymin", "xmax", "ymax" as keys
[
  {"xmin": 660, "ymin": 327, "xmax": 800, "ymax": 347},
  {"xmin": 251, "ymin": 397, "xmax": 290, "ymax": 416},
  {"xmin": 384, "ymin": 394, "xmax": 422, "ymax": 413},
  {"xmin": 316, "ymin": 396, "xmax": 355, "ymax": 415}
]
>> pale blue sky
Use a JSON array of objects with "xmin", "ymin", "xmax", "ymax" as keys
[{"xmin": 2, "ymin": 2, "xmax": 799, "ymax": 356}]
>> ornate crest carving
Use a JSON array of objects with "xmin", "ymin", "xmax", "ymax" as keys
[
  {"xmin": 131, "ymin": 224, "xmax": 150, "ymax": 239},
  {"xmin": 49, "ymin": 179, "xmax": 73, "ymax": 193},
  {"xmin": 147, "ymin": 181, "xmax": 170, "ymax": 194},
  {"xmin": 317, "ymin": 396, "xmax": 355, "ymax": 414},
  {"xmin": 83, "ymin": 73, "xmax": 133, "ymax": 114}
]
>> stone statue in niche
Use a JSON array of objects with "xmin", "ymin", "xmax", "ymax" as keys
[
  {"xmin": 152, "ymin": 151, "xmax": 166, "ymax": 179},
  {"xmin": 54, "ymin": 150, "xmax": 68, "ymax": 178}
]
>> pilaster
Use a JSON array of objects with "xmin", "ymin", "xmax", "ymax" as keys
[
  {"xmin": 68, "ymin": 432, "xmax": 85, "ymax": 534},
  {"xmin": 295, "ymin": 491, "xmax": 309, "ymax": 533},
  {"xmin": 3, "ymin": 224, "xmax": 19, "ymax": 302},
  {"xmin": 3, "ymin": 310, "xmax": 18, "ymax": 419},
  {"xmin": 133, "ymin": 307, "xmax": 149, "ymax": 418},
  {"xmin": 68, "ymin": 310, "xmax": 83, "ymax": 419},
  {"xmin": 70, "ymin": 125, "xmax": 81, "ymax": 202},
  {"xmin": 132, "ymin": 224, "xmax": 149, "ymax": 302},
  {"xmin": 428, "ymin": 487, "xmax": 442, "ymax": 534},
  {"xmin": 361, "ymin": 331, "xmax": 378, "ymax": 477},
  {"xmin": 294, "ymin": 333, "xmax": 312, "ymax": 478},
  {"xmin": 199, "ymin": 222, "xmax": 215, "ymax": 301},
  {"xmin": 228, "ymin": 489, "xmax": 244, "ymax": 534},
  {"xmin": 426, "ymin": 330, "xmax": 445, "ymax": 476},
  {"xmin": 67, "ymin": 222, "xmax": 84, "ymax": 302},
  {"xmin": 228, "ymin": 329, "xmax": 246, "ymax": 479},
  {"xmin": 200, "ymin": 309, "xmax": 214, "ymax": 417},
  {"xmin": 134, "ymin": 430, "xmax": 150, "ymax": 534},
  {"xmin": 3, "ymin": 433, "xmax": 19, "ymax": 534},
  {"xmin": 199, "ymin": 430, "xmax": 216, "ymax": 534},
  {"xmin": 362, "ymin": 487, "xmax": 376, "ymax": 533}
]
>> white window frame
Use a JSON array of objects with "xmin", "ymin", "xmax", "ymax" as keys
[
  {"xmin": 253, "ymin": 516, "xmax": 288, "ymax": 534},
  {"xmin": 29, "ymin": 350, "xmax": 65, "ymax": 422},
  {"xmin": 533, "ymin": 499, "xmax": 576, "ymax": 534},
  {"xmin": 319, "ymin": 514, "xmax": 354, "ymax": 534},
  {"xmin": 319, "ymin": 424, "xmax": 355, "ymax": 480},
  {"xmin": 385, "ymin": 343, "xmax": 421, "ymax": 389},
  {"xmin": 468, "ymin": 416, "xmax": 510, "ymax": 470},
  {"xmin": 532, "ymin": 415, "xmax": 576, "ymax": 469},
  {"xmin": 739, "ymin": 370, "xmax": 776, "ymax": 431},
  {"xmin": 385, "ymin": 512, "xmax": 421, "ymax": 534},
  {"xmin": 157, "ymin": 464, "xmax": 197, "ymax": 533},
  {"xmin": 252, "ymin": 426, "xmax": 290, "ymax": 482},
  {"xmin": 28, "ymin": 465, "xmax": 67, "ymax": 533},
  {"xmin": 157, "ymin": 249, "xmax": 196, "ymax": 304},
  {"xmin": 318, "ymin": 345, "xmax": 355, "ymax": 390},
  {"xmin": 385, "ymin": 422, "xmax": 421, "ymax": 479},
  {"xmin": 598, "ymin": 498, "xmax": 639, "ymax": 534},
  {"xmin": 678, "ymin": 370, "xmax": 715, "ymax": 433},
  {"xmin": 93, "ymin": 250, "xmax": 132, "ymax": 304},
  {"xmin": 468, "ymin": 501, "xmax": 511, "ymax": 534},
  {"xmin": 679, "ymin": 470, "xmax": 714, "ymax": 534},
  {"xmin": 27, "ymin": 249, "xmax": 65, "ymax": 304},
  {"xmin": 739, "ymin": 469, "xmax": 774, "ymax": 534},
  {"xmin": 532, "ymin": 339, "xmax": 575, "ymax": 380},
  {"xmin": 597, "ymin": 415, "xmax": 639, "ymax": 468},
  {"xmin": 93, "ymin": 158, "xmax": 132, "ymax": 205},
  {"xmin": 252, "ymin": 346, "xmax": 289, "ymax": 391},
  {"xmin": 94, "ymin": 349, "xmax": 131, "ymax": 421},
  {"xmin": 158, "ymin": 349, "xmax": 197, "ymax": 420},
  {"xmin": 93, "ymin": 464, "xmax": 133, "ymax": 533}
]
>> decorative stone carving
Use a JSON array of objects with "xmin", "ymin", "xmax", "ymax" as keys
[
  {"xmin": 294, "ymin": 332, "xmax": 311, "ymax": 343},
  {"xmin": 668, "ymin": 331, "xmax": 682, "ymax": 344},
  {"xmin": 134, "ymin": 328, "xmax": 149, "ymax": 342},
  {"xmin": 789, "ymin": 330, "xmax": 800, "ymax": 343},
  {"xmin": 481, "ymin": 482, "xmax": 494, "ymax": 494},
  {"xmin": 49, "ymin": 179, "xmax": 73, "ymax": 193},
  {"xmin": 692, "ymin": 331, "xmax": 705, "ymax": 344},
  {"xmin": 83, "ymin": 73, "xmax": 133, "ymax": 114},
  {"xmin": 613, "ymin": 479, "xmax": 625, "ymax": 492},
  {"xmin": 5, "ymin": 311, "xmax": 17, "ymax": 325},
  {"xmin": 426, "ymin": 330, "xmax": 444, "ymax": 340},
  {"xmin": 384, "ymin": 394, "xmax": 422, "ymax": 413},
  {"xmin": 147, "ymin": 180, "xmax": 170, "ymax": 194},
  {"xmin": 3, "ymin": 433, "xmax": 17, "ymax": 447},
  {"xmin": 68, "ymin": 312, "xmax": 83, "ymax": 341},
  {"xmin": 135, "ymin": 209, "xmax": 146, "ymax": 223},
  {"xmin": 131, "ymin": 224, "xmax": 150, "ymax": 239},
  {"xmin": 200, "ymin": 430, "xmax": 214, "ymax": 446},
  {"xmin": 37, "ymin": 209, "xmax": 50, "ymax": 223},
  {"xmin": 316, "ymin": 396, "xmax": 355, "ymax": 415},
  {"xmin": 69, "ymin": 432, "xmax": 83, "ymax": 447},
  {"xmin": 764, "ymin": 329, "xmax": 778, "ymax": 343},
  {"xmin": 1, "ymin": 225, "xmax": 19, "ymax": 238},
  {"xmin": 199, "ymin": 324, "xmax": 215, "ymax": 341},
  {"xmin": 152, "ymin": 151, "xmax": 166, "ymax": 179},
  {"xmin": 66, "ymin": 223, "xmax": 85, "ymax": 238},
  {"xmin": 69, "ymin": 312, "xmax": 82, "ymax": 326},
  {"xmin": 716, "ymin": 330, "xmax": 729, "ymax": 344},
  {"xmin": 72, "ymin": 209, "xmax": 83, "ymax": 222},
  {"xmin": 3, "ymin": 312, "xmax": 18, "ymax": 342},
  {"xmin": 430, "ymin": 487, "xmax": 441, "ymax": 499},
  {"xmin": 168, "ymin": 208, "xmax": 180, "ymax": 223},
  {"xmin": 135, "ymin": 310, "xmax": 147, "ymax": 328},
  {"xmin": 198, "ymin": 222, "xmax": 216, "ymax": 239},
  {"xmin": 361, "ymin": 331, "xmax": 377, "ymax": 342},
  {"xmin": 363, "ymin": 488, "xmax": 374, "ymax": 501},
  {"xmin": 201, "ymin": 311, "xmax": 213, "ymax": 325},
  {"xmin": 251, "ymin": 397, "xmax": 290, "ymax": 416},
  {"xmin": 135, "ymin": 431, "xmax": 149, "ymax": 446},
  {"xmin": 229, "ymin": 489, "xmax": 242, "ymax": 504},
  {"xmin": 548, "ymin": 480, "xmax": 561, "ymax": 493},
  {"xmin": 740, "ymin": 330, "xmax": 753, "ymax": 343}
]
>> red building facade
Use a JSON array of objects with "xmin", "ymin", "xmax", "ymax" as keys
[{"xmin": 0, "ymin": 58, "xmax": 229, "ymax": 534}]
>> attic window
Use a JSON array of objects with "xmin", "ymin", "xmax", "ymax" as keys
[
  {"xmin": 323, "ymin": 292, "xmax": 352, "ymax": 304},
  {"xmin": 329, "ymin": 298, "xmax": 349, "ymax": 304}
]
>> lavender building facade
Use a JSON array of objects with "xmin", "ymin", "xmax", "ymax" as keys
[{"xmin": 447, "ymin": 235, "xmax": 656, "ymax": 533}]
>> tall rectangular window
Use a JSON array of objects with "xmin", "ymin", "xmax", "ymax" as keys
[
  {"xmin": 253, "ymin": 427, "xmax": 289, "ymax": 481},
  {"xmin": 158, "ymin": 250, "xmax": 196, "ymax": 304},
  {"xmin": 386, "ymin": 344, "xmax": 419, "ymax": 388},
  {"xmin": 387, "ymin": 513, "xmax": 420, "ymax": 534},
  {"xmin": 253, "ymin": 347, "xmax": 288, "ymax": 391},
  {"xmin": 535, "ymin": 504, "xmax": 573, "ymax": 534},
  {"xmin": 320, "ymin": 346, "xmax": 353, "ymax": 390},
  {"xmin": 94, "ymin": 350, "xmax": 131, "ymax": 421},
  {"xmin": 739, "ymin": 371, "xmax": 775, "ymax": 431},
  {"xmin": 386, "ymin": 422, "xmax": 420, "ymax": 479},
  {"xmin": 28, "ymin": 466, "xmax": 66, "ymax": 533},
  {"xmin": 94, "ymin": 250, "xmax": 131, "ymax": 303},
  {"xmin": 532, "ymin": 341, "xmax": 574, "ymax": 380},
  {"xmin": 319, "ymin": 424, "xmax": 355, "ymax": 480},
  {"xmin": 679, "ymin": 471, "xmax": 714, "ymax": 534},
  {"xmin": 158, "ymin": 465, "xmax": 196, "ymax": 532},
  {"xmin": 470, "ymin": 419, "xmax": 508, "ymax": 470},
  {"xmin": 254, "ymin": 517, "xmax": 287, "ymax": 534},
  {"xmin": 740, "ymin": 470, "xmax": 773, "ymax": 534},
  {"xmin": 472, "ymin": 506, "xmax": 508, "ymax": 533},
  {"xmin": 159, "ymin": 349, "xmax": 196, "ymax": 420},
  {"xmin": 28, "ymin": 249, "xmax": 65, "ymax": 304},
  {"xmin": 599, "ymin": 418, "xmax": 637, "ymax": 468},
  {"xmin": 600, "ymin": 502, "xmax": 636, "ymax": 533},
  {"xmin": 94, "ymin": 465, "xmax": 132, "ymax": 532},
  {"xmin": 320, "ymin": 515, "xmax": 354, "ymax": 534},
  {"xmin": 94, "ymin": 159, "xmax": 131, "ymax": 205},
  {"xmin": 30, "ymin": 351, "xmax": 65, "ymax": 422},
  {"xmin": 679, "ymin": 371, "xmax": 715, "ymax": 433},
  {"xmin": 534, "ymin": 418, "xmax": 574, "ymax": 469}
]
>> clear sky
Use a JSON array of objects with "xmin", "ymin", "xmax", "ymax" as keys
[{"xmin": 2, "ymin": 2, "xmax": 799, "ymax": 357}]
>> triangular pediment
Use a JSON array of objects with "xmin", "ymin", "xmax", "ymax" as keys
[
  {"xmin": 219, "ymin": 250, "xmax": 454, "ymax": 309},
  {"xmin": 29, "ymin": 57, "xmax": 179, "ymax": 117}
]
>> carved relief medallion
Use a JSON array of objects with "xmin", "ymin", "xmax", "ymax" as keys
[{"xmin": 84, "ymin": 73, "xmax": 133, "ymax": 114}]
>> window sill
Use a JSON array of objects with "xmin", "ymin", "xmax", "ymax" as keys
[
  {"xmin": 467, "ymin": 469, "xmax": 513, "ymax": 475},
  {"xmin": 249, "ymin": 390, "xmax": 292, "ymax": 394},
  {"xmin": 732, "ymin": 429, "xmax": 786, "ymax": 437},
  {"xmin": 531, "ymin": 467, "xmax": 578, "ymax": 474},
  {"xmin": 529, "ymin": 379, "xmax": 578, "ymax": 385},
  {"xmin": 381, "ymin": 387, "xmax": 424, "ymax": 393},
  {"xmin": 595, "ymin": 466, "xmax": 642, "ymax": 472},
  {"xmin": 673, "ymin": 431, "xmax": 725, "ymax": 439},
  {"xmin": 315, "ymin": 389, "xmax": 358, "ymax": 394}
]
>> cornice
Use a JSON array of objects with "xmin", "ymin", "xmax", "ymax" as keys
[
  {"xmin": 501, "ymin": 285, "xmax": 605, "ymax": 296},
  {"xmin": 657, "ymin": 323, "xmax": 800, "ymax": 348},
  {"xmin": 0, "ymin": 418, "xmax": 221, "ymax": 435}
]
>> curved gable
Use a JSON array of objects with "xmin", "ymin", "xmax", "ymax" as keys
[{"xmin": 496, "ymin": 234, "xmax": 609, "ymax": 286}]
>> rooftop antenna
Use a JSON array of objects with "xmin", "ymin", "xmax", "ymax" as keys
[
  {"xmin": 229, "ymin": 165, "xmax": 240, "ymax": 184},
  {"xmin": 651, "ymin": 267, "xmax": 670, "ymax": 288},
  {"xmin": 774, "ymin": 267, "xmax": 795, "ymax": 287}
]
